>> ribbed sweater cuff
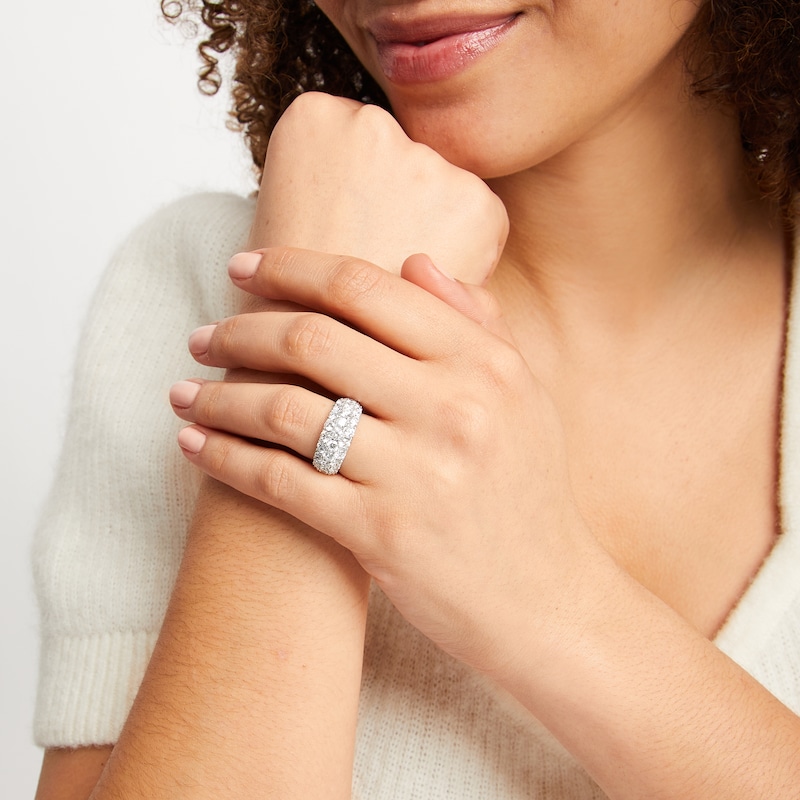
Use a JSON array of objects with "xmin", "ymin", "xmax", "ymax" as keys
[{"xmin": 34, "ymin": 630, "xmax": 159, "ymax": 747}]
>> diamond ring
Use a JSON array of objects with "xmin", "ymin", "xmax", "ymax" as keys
[{"xmin": 312, "ymin": 397, "xmax": 363, "ymax": 475}]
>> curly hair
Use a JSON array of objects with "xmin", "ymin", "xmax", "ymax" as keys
[{"xmin": 161, "ymin": 0, "xmax": 800, "ymax": 213}]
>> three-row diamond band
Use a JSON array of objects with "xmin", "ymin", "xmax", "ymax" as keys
[{"xmin": 312, "ymin": 398, "xmax": 363, "ymax": 475}]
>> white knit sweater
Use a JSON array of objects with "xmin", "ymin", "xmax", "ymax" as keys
[{"xmin": 33, "ymin": 193, "xmax": 800, "ymax": 798}]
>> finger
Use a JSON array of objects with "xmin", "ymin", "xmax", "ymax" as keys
[
  {"xmin": 227, "ymin": 247, "xmax": 486, "ymax": 362},
  {"xmin": 169, "ymin": 379, "xmax": 380, "ymax": 482},
  {"xmin": 400, "ymin": 253, "xmax": 515, "ymax": 344},
  {"xmin": 176, "ymin": 424, "xmax": 367, "ymax": 549},
  {"xmin": 187, "ymin": 311, "xmax": 416, "ymax": 418}
]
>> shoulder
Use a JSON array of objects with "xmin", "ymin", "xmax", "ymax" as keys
[
  {"xmin": 100, "ymin": 192, "xmax": 256, "ymax": 320},
  {"xmin": 116, "ymin": 192, "xmax": 255, "ymax": 274},
  {"xmin": 127, "ymin": 191, "xmax": 255, "ymax": 247},
  {"xmin": 71, "ymin": 191, "xmax": 256, "ymax": 389}
]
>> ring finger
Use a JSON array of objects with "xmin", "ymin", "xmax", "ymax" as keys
[{"xmin": 170, "ymin": 379, "xmax": 380, "ymax": 482}]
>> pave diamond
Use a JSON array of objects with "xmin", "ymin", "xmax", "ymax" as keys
[{"xmin": 312, "ymin": 398, "xmax": 363, "ymax": 475}]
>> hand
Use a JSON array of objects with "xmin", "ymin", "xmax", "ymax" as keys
[
  {"xmin": 172, "ymin": 248, "xmax": 603, "ymax": 679},
  {"xmin": 249, "ymin": 91, "xmax": 509, "ymax": 283},
  {"xmin": 209, "ymin": 89, "xmax": 514, "ymax": 561},
  {"xmin": 229, "ymin": 91, "xmax": 510, "ymax": 423}
]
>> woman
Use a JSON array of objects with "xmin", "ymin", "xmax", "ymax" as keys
[{"xmin": 34, "ymin": 1, "xmax": 800, "ymax": 798}]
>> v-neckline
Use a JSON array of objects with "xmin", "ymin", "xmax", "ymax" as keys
[{"xmin": 715, "ymin": 232, "xmax": 800, "ymax": 667}]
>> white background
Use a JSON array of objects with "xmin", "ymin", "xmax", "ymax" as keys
[{"xmin": 2, "ymin": 3, "xmax": 253, "ymax": 793}]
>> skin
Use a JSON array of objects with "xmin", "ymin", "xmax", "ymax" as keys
[
  {"xmin": 319, "ymin": 0, "xmax": 703, "ymax": 177},
  {"xmin": 37, "ymin": 0, "xmax": 800, "ymax": 797},
  {"xmin": 176, "ymin": 250, "xmax": 798, "ymax": 797},
  {"xmin": 310, "ymin": 0, "xmax": 787, "ymax": 639},
  {"xmin": 36, "ymin": 97, "xmax": 507, "ymax": 798}
]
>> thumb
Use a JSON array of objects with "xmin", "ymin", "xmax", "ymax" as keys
[{"xmin": 401, "ymin": 253, "xmax": 513, "ymax": 343}]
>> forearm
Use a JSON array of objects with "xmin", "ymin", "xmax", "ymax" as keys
[
  {"xmin": 502, "ymin": 550, "xmax": 800, "ymax": 799},
  {"xmin": 91, "ymin": 479, "xmax": 369, "ymax": 799}
]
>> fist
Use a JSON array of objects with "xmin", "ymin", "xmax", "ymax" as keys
[{"xmin": 249, "ymin": 92, "xmax": 509, "ymax": 284}]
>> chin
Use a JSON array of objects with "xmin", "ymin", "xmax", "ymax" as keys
[{"xmin": 392, "ymin": 102, "xmax": 558, "ymax": 180}]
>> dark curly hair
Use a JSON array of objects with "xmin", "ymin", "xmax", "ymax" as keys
[{"xmin": 161, "ymin": 0, "xmax": 800, "ymax": 213}]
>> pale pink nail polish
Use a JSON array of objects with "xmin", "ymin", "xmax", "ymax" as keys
[
  {"xmin": 178, "ymin": 426, "xmax": 207, "ymax": 454},
  {"xmin": 188, "ymin": 324, "xmax": 217, "ymax": 356},
  {"xmin": 170, "ymin": 380, "xmax": 201, "ymax": 408},
  {"xmin": 228, "ymin": 252, "xmax": 262, "ymax": 280}
]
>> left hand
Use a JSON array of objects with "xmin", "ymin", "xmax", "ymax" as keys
[{"xmin": 171, "ymin": 247, "xmax": 602, "ymax": 677}]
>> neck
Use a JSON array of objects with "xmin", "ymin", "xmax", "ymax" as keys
[{"xmin": 486, "ymin": 60, "xmax": 785, "ymax": 342}]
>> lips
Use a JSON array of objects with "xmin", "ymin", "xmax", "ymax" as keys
[
  {"xmin": 368, "ymin": 13, "xmax": 521, "ymax": 85},
  {"xmin": 369, "ymin": 13, "xmax": 519, "ymax": 46}
]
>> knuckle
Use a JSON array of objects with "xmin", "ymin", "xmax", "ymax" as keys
[
  {"xmin": 451, "ymin": 169, "xmax": 487, "ymax": 205},
  {"xmin": 277, "ymin": 93, "xmax": 357, "ymax": 140},
  {"xmin": 478, "ymin": 342, "xmax": 525, "ymax": 393},
  {"xmin": 264, "ymin": 387, "xmax": 310, "ymax": 437},
  {"xmin": 275, "ymin": 92, "xmax": 323, "ymax": 131},
  {"xmin": 354, "ymin": 102, "xmax": 396, "ymax": 139},
  {"xmin": 286, "ymin": 90, "xmax": 318, "ymax": 116},
  {"xmin": 475, "ymin": 288, "xmax": 503, "ymax": 324},
  {"xmin": 210, "ymin": 316, "xmax": 241, "ymax": 361},
  {"xmin": 475, "ymin": 178, "xmax": 505, "ymax": 222},
  {"xmin": 437, "ymin": 395, "xmax": 494, "ymax": 451},
  {"xmin": 261, "ymin": 246, "xmax": 296, "ymax": 287},
  {"xmin": 457, "ymin": 166, "xmax": 487, "ymax": 193},
  {"xmin": 195, "ymin": 381, "xmax": 224, "ymax": 425},
  {"xmin": 490, "ymin": 194, "xmax": 510, "ymax": 234},
  {"xmin": 296, "ymin": 90, "xmax": 339, "ymax": 115},
  {"xmin": 328, "ymin": 258, "xmax": 383, "ymax": 308},
  {"xmin": 204, "ymin": 435, "xmax": 234, "ymax": 475},
  {"xmin": 458, "ymin": 173, "xmax": 508, "ymax": 232},
  {"xmin": 282, "ymin": 313, "xmax": 336, "ymax": 364},
  {"xmin": 256, "ymin": 452, "xmax": 297, "ymax": 502}
]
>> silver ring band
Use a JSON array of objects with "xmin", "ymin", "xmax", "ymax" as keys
[{"xmin": 312, "ymin": 398, "xmax": 363, "ymax": 475}]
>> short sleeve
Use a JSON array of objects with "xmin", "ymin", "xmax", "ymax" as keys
[{"xmin": 33, "ymin": 192, "xmax": 254, "ymax": 746}]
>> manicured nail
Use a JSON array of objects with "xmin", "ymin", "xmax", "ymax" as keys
[
  {"xmin": 228, "ymin": 252, "xmax": 262, "ymax": 280},
  {"xmin": 178, "ymin": 426, "xmax": 207, "ymax": 454},
  {"xmin": 188, "ymin": 324, "xmax": 217, "ymax": 356},
  {"xmin": 169, "ymin": 380, "xmax": 201, "ymax": 408}
]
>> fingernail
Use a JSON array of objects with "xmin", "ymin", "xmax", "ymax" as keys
[
  {"xmin": 228, "ymin": 251, "xmax": 262, "ymax": 280},
  {"xmin": 169, "ymin": 380, "xmax": 201, "ymax": 408},
  {"xmin": 178, "ymin": 426, "xmax": 207, "ymax": 454},
  {"xmin": 188, "ymin": 324, "xmax": 217, "ymax": 356}
]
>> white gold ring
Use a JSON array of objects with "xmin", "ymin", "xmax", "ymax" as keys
[{"xmin": 312, "ymin": 397, "xmax": 363, "ymax": 475}]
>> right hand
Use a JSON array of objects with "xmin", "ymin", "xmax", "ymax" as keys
[{"xmin": 248, "ymin": 91, "xmax": 509, "ymax": 284}]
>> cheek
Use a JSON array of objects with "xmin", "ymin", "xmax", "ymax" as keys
[{"xmin": 387, "ymin": 87, "xmax": 559, "ymax": 179}]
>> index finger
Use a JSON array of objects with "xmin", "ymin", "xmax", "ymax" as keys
[{"xmin": 227, "ymin": 247, "xmax": 480, "ymax": 361}]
